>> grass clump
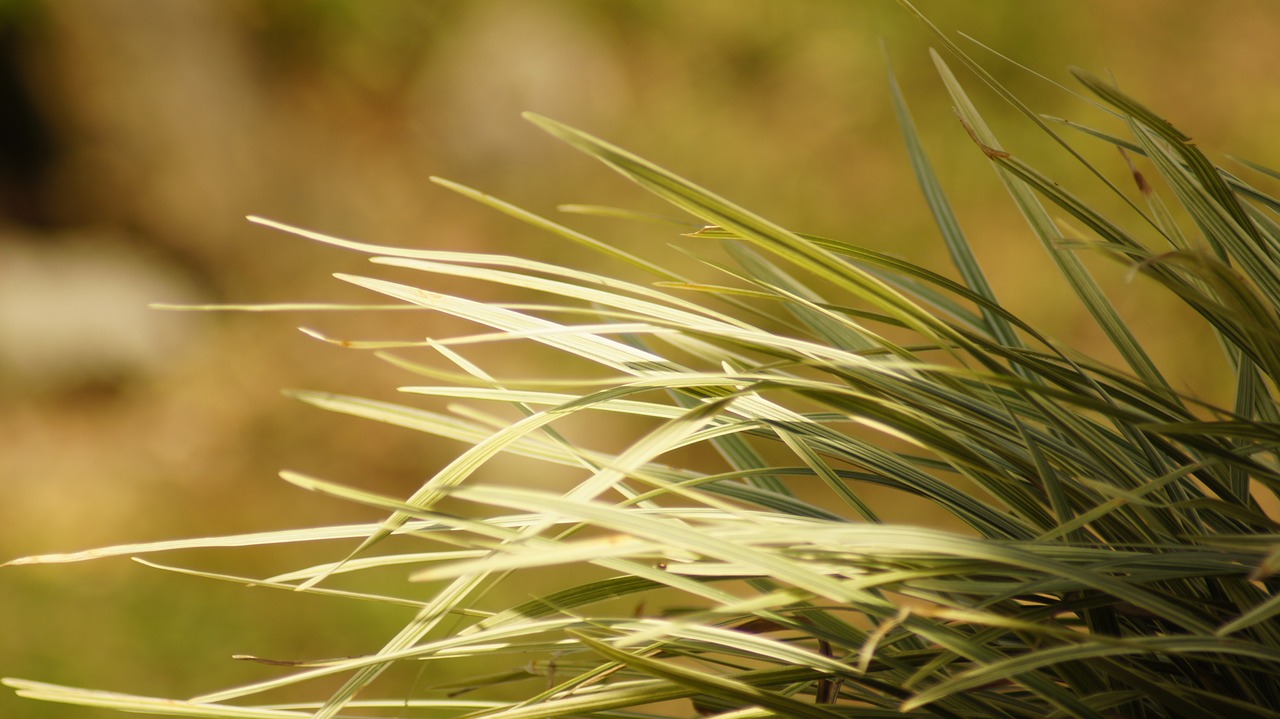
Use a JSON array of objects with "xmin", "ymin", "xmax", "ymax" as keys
[{"xmin": 7, "ymin": 9, "xmax": 1280, "ymax": 719}]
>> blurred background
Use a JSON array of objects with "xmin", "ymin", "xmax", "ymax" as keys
[{"xmin": 2, "ymin": 1, "xmax": 1278, "ymax": 716}]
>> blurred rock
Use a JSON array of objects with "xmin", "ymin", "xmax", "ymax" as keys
[{"xmin": 0, "ymin": 231, "xmax": 205, "ymax": 395}]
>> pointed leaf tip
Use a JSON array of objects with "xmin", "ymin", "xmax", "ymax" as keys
[{"xmin": 523, "ymin": 113, "xmax": 576, "ymax": 141}]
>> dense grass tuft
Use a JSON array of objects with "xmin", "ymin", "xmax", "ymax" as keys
[{"xmin": 8, "ymin": 6, "xmax": 1280, "ymax": 719}]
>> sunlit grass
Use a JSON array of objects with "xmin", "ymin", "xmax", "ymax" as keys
[{"xmin": 8, "ymin": 4, "xmax": 1280, "ymax": 718}]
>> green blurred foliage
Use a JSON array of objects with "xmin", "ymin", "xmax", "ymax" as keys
[{"xmin": 2, "ymin": 2, "xmax": 1278, "ymax": 717}]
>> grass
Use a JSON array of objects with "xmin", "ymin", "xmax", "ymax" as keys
[{"xmin": 7, "ymin": 4, "xmax": 1280, "ymax": 718}]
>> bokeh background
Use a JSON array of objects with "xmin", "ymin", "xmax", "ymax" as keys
[{"xmin": 3, "ymin": 1, "xmax": 1279, "ymax": 717}]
